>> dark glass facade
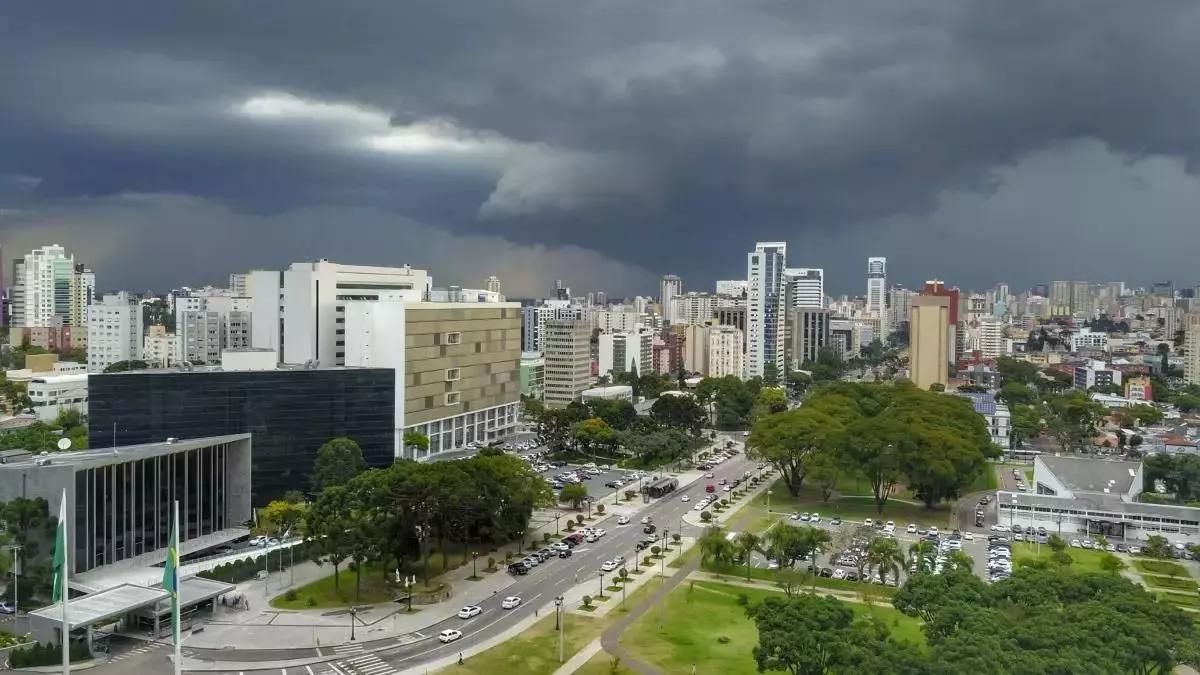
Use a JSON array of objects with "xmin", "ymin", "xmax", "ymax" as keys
[{"xmin": 88, "ymin": 369, "xmax": 395, "ymax": 504}]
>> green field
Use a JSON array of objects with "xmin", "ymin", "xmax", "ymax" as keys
[
  {"xmin": 269, "ymin": 564, "xmax": 397, "ymax": 608},
  {"xmin": 1142, "ymin": 574, "xmax": 1199, "ymax": 593},
  {"xmin": 703, "ymin": 562, "xmax": 898, "ymax": 600},
  {"xmin": 621, "ymin": 580, "xmax": 923, "ymax": 675},
  {"xmin": 754, "ymin": 480, "xmax": 951, "ymax": 529},
  {"xmin": 1012, "ymin": 543, "xmax": 1113, "ymax": 574},
  {"xmin": 1134, "ymin": 560, "xmax": 1191, "ymax": 577},
  {"xmin": 1158, "ymin": 591, "xmax": 1200, "ymax": 609}
]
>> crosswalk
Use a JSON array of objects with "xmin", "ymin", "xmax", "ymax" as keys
[
  {"xmin": 332, "ymin": 642, "xmax": 364, "ymax": 655},
  {"xmin": 336, "ymin": 653, "xmax": 397, "ymax": 675}
]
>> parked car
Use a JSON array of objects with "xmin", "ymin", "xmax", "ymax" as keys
[
  {"xmin": 644, "ymin": 524, "xmax": 657, "ymax": 534},
  {"xmin": 507, "ymin": 562, "xmax": 529, "ymax": 575}
]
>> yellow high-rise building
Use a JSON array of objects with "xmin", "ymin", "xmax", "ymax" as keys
[{"xmin": 909, "ymin": 295, "xmax": 951, "ymax": 390}]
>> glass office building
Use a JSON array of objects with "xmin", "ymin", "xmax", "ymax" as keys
[{"xmin": 88, "ymin": 367, "xmax": 395, "ymax": 503}]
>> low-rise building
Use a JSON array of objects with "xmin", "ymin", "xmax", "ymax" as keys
[
  {"xmin": 1074, "ymin": 359, "xmax": 1122, "ymax": 390},
  {"xmin": 958, "ymin": 392, "xmax": 1010, "ymax": 449},
  {"xmin": 27, "ymin": 372, "xmax": 88, "ymax": 422},
  {"xmin": 581, "ymin": 385, "xmax": 634, "ymax": 403},
  {"xmin": 520, "ymin": 351, "xmax": 545, "ymax": 401},
  {"xmin": 1125, "ymin": 376, "xmax": 1153, "ymax": 402}
]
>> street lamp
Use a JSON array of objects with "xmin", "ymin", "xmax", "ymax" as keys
[
  {"xmin": 349, "ymin": 606, "xmax": 358, "ymax": 641},
  {"xmin": 599, "ymin": 572, "xmax": 605, "ymax": 598},
  {"xmin": 555, "ymin": 596, "xmax": 565, "ymax": 663},
  {"xmin": 405, "ymin": 575, "xmax": 416, "ymax": 613},
  {"xmin": 661, "ymin": 528, "xmax": 670, "ymax": 577},
  {"xmin": 471, "ymin": 551, "xmax": 479, "ymax": 579},
  {"xmin": 554, "ymin": 512, "xmax": 562, "ymax": 535},
  {"xmin": 767, "ymin": 489, "xmax": 773, "ymax": 514},
  {"xmin": 518, "ymin": 529, "xmax": 525, "ymax": 553}
]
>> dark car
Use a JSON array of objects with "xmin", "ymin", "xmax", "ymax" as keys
[
  {"xmin": 636, "ymin": 541, "xmax": 649, "ymax": 551},
  {"xmin": 604, "ymin": 481, "xmax": 622, "ymax": 489},
  {"xmin": 845, "ymin": 571, "xmax": 860, "ymax": 581},
  {"xmin": 507, "ymin": 562, "xmax": 529, "ymax": 575},
  {"xmin": 558, "ymin": 548, "xmax": 573, "ymax": 558},
  {"xmin": 979, "ymin": 495, "xmax": 991, "ymax": 505},
  {"xmin": 819, "ymin": 567, "xmax": 834, "ymax": 578},
  {"xmin": 643, "ymin": 524, "xmax": 657, "ymax": 534}
]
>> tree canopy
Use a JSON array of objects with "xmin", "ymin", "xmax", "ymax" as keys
[{"xmin": 311, "ymin": 437, "xmax": 367, "ymax": 491}]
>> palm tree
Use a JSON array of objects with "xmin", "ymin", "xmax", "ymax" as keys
[
  {"xmin": 1094, "ymin": 534, "xmax": 1109, "ymax": 550},
  {"xmin": 866, "ymin": 537, "xmax": 905, "ymax": 585},
  {"xmin": 803, "ymin": 527, "xmax": 832, "ymax": 593},
  {"xmin": 946, "ymin": 550, "xmax": 975, "ymax": 574},
  {"xmin": 735, "ymin": 531, "xmax": 761, "ymax": 582},
  {"xmin": 907, "ymin": 540, "xmax": 936, "ymax": 576},
  {"xmin": 699, "ymin": 527, "xmax": 735, "ymax": 569},
  {"xmin": 1047, "ymin": 534, "xmax": 1067, "ymax": 552},
  {"xmin": 765, "ymin": 525, "xmax": 799, "ymax": 568}
]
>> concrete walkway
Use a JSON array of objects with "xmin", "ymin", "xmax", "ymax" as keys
[{"xmin": 553, "ymin": 637, "xmax": 603, "ymax": 675}]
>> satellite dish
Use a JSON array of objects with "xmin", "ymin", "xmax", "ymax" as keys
[{"xmin": 57, "ymin": 438, "xmax": 71, "ymax": 451}]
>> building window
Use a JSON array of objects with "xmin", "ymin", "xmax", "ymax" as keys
[
  {"xmin": 445, "ymin": 392, "xmax": 461, "ymax": 406},
  {"xmin": 445, "ymin": 368, "xmax": 461, "ymax": 381},
  {"xmin": 445, "ymin": 332, "xmax": 462, "ymax": 345}
]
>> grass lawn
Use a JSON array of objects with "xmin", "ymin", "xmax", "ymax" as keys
[
  {"xmin": 453, "ymin": 577, "xmax": 664, "ymax": 675},
  {"xmin": 703, "ymin": 563, "xmax": 898, "ymax": 601},
  {"xmin": 1142, "ymin": 574, "xmax": 1200, "ymax": 593},
  {"xmin": 1024, "ymin": 469, "xmax": 1034, "ymax": 484},
  {"xmin": 1158, "ymin": 592, "xmax": 1200, "ymax": 609},
  {"xmin": 1134, "ymin": 560, "xmax": 1191, "ymax": 577},
  {"xmin": 754, "ymin": 480, "xmax": 950, "ymax": 529},
  {"xmin": 269, "ymin": 563, "xmax": 396, "ymax": 609},
  {"xmin": 621, "ymin": 580, "xmax": 923, "ymax": 675},
  {"xmin": 575, "ymin": 651, "xmax": 636, "ymax": 675},
  {"xmin": 1011, "ymin": 543, "xmax": 1113, "ymax": 573}
]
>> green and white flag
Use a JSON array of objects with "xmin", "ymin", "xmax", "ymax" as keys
[
  {"xmin": 164, "ymin": 501, "xmax": 182, "ymax": 675},
  {"xmin": 51, "ymin": 489, "xmax": 69, "ymax": 673}
]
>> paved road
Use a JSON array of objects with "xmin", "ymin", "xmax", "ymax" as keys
[{"xmin": 175, "ymin": 443, "xmax": 758, "ymax": 675}]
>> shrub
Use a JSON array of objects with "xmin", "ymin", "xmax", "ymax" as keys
[
  {"xmin": 651, "ymin": 546, "xmax": 661, "ymax": 556},
  {"xmin": 672, "ymin": 533, "xmax": 681, "ymax": 544},
  {"xmin": 582, "ymin": 595, "xmax": 593, "ymax": 608},
  {"xmin": 720, "ymin": 499, "xmax": 728, "ymax": 507},
  {"xmin": 576, "ymin": 515, "xmax": 585, "ymax": 526},
  {"xmin": 596, "ymin": 504, "xmax": 606, "ymax": 515},
  {"xmin": 505, "ymin": 552, "xmax": 514, "ymax": 562},
  {"xmin": 487, "ymin": 556, "xmax": 496, "ymax": 570},
  {"xmin": 624, "ymin": 490, "xmax": 637, "ymax": 500},
  {"xmin": 735, "ymin": 593, "xmax": 749, "ymax": 606},
  {"xmin": 543, "ymin": 532, "xmax": 552, "ymax": 543},
  {"xmin": 700, "ymin": 511, "xmax": 712, "ymax": 522},
  {"xmin": 643, "ymin": 555, "xmax": 653, "ymax": 565},
  {"xmin": 307, "ymin": 596, "xmax": 317, "ymax": 607},
  {"xmin": 566, "ymin": 522, "xmax": 575, "ymax": 532},
  {"xmin": 284, "ymin": 589, "xmax": 298, "ymax": 602}
]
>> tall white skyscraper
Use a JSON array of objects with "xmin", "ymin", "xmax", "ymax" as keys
[
  {"xmin": 13, "ymin": 245, "xmax": 92, "ymax": 328},
  {"xmin": 747, "ymin": 242, "xmax": 787, "ymax": 378},
  {"xmin": 784, "ymin": 268, "xmax": 824, "ymax": 309},
  {"xmin": 867, "ymin": 256, "xmax": 888, "ymax": 337},
  {"xmin": 660, "ymin": 274, "xmax": 682, "ymax": 324},
  {"xmin": 485, "ymin": 275, "xmax": 502, "ymax": 295},
  {"xmin": 87, "ymin": 292, "xmax": 144, "ymax": 373}
]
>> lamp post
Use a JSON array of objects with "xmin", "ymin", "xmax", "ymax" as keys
[
  {"xmin": 405, "ymin": 575, "xmax": 416, "ymax": 613},
  {"xmin": 661, "ymin": 528, "xmax": 670, "ymax": 577},
  {"xmin": 471, "ymin": 551, "xmax": 479, "ymax": 579},
  {"xmin": 518, "ymin": 529, "xmax": 525, "ymax": 553},
  {"xmin": 7, "ymin": 545, "xmax": 21, "ymax": 618},
  {"xmin": 349, "ymin": 606, "xmax": 358, "ymax": 641},
  {"xmin": 599, "ymin": 572, "xmax": 605, "ymax": 598},
  {"xmin": 554, "ymin": 512, "xmax": 562, "ymax": 535},
  {"xmin": 555, "ymin": 596, "xmax": 564, "ymax": 663},
  {"xmin": 767, "ymin": 489, "xmax": 772, "ymax": 514}
]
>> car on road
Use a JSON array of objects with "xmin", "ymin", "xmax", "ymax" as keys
[
  {"xmin": 600, "ymin": 560, "xmax": 619, "ymax": 572},
  {"xmin": 830, "ymin": 517, "xmax": 842, "ymax": 526},
  {"xmin": 523, "ymin": 556, "xmax": 539, "ymax": 567},
  {"xmin": 693, "ymin": 503, "xmax": 705, "ymax": 511},
  {"xmin": 706, "ymin": 484, "xmax": 715, "ymax": 493},
  {"xmin": 1129, "ymin": 546, "xmax": 1142, "ymax": 555},
  {"xmin": 439, "ymin": 629, "xmax": 464, "ymax": 643},
  {"xmin": 558, "ymin": 548, "xmax": 573, "ymax": 558},
  {"xmin": 1070, "ymin": 539, "xmax": 1082, "ymax": 548},
  {"xmin": 681, "ymin": 495, "xmax": 690, "ymax": 502},
  {"xmin": 507, "ymin": 562, "xmax": 528, "ymax": 575},
  {"xmin": 810, "ymin": 514, "xmax": 821, "ymax": 524},
  {"xmin": 593, "ymin": 528, "xmax": 607, "ymax": 538},
  {"xmin": 979, "ymin": 495, "xmax": 991, "ymax": 505},
  {"xmin": 644, "ymin": 524, "xmax": 657, "ymax": 534},
  {"xmin": 832, "ymin": 569, "xmax": 847, "ymax": 580},
  {"xmin": 790, "ymin": 513, "xmax": 801, "ymax": 521},
  {"xmin": 928, "ymin": 526, "xmax": 938, "ymax": 536},
  {"xmin": 641, "ymin": 516, "xmax": 653, "ymax": 524},
  {"xmin": 501, "ymin": 596, "xmax": 522, "ymax": 610},
  {"xmin": 800, "ymin": 513, "xmax": 810, "ymax": 522},
  {"xmin": 457, "ymin": 606, "xmax": 482, "ymax": 619},
  {"xmin": 617, "ymin": 515, "xmax": 630, "ymax": 525},
  {"xmin": 963, "ymin": 532, "xmax": 974, "ymax": 541},
  {"xmin": 863, "ymin": 518, "xmax": 873, "ymax": 527},
  {"xmin": 990, "ymin": 524, "xmax": 1008, "ymax": 532},
  {"xmin": 884, "ymin": 521, "xmax": 895, "ymax": 534}
]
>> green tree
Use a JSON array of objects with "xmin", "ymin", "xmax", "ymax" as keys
[
  {"xmin": 1008, "ymin": 403, "xmax": 1044, "ymax": 448},
  {"xmin": 750, "ymin": 387, "xmax": 789, "ymax": 422},
  {"xmin": 648, "ymin": 395, "xmax": 705, "ymax": 435},
  {"xmin": 996, "ymin": 381, "xmax": 1037, "ymax": 407},
  {"xmin": 866, "ymin": 537, "xmax": 905, "ymax": 585},
  {"xmin": 1098, "ymin": 553, "xmax": 1126, "ymax": 574},
  {"xmin": 699, "ymin": 527, "xmax": 736, "ymax": 568},
  {"xmin": 259, "ymin": 499, "xmax": 306, "ymax": 537},
  {"xmin": 1044, "ymin": 391, "xmax": 1106, "ymax": 453},
  {"xmin": 574, "ymin": 417, "xmax": 616, "ymax": 457},
  {"xmin": 734, "ymin": 531, "xmax": 761, "ymax": 581},
  {"xmin": 312, "ymin": 437, "xmax": 367, "ymax": 491},
  {"xmin": 585, "ymin": 399, "xmax": 638, "ymax": 431},
  {"xmin": 402, "ymin": 431, "xmax": 430, "ymax": 455},
  {"xmin": 747, "ymin": 407, "xmax": 845, "ymax": 496},
  {"xmin": 762, "ymin": 361, "xmax": 780, "ymax": 387},
  {"xmin": 1117, "ymin": 403, "xmax": 1164, "ymax": 428},
  {"xmin": 1144, "ymin": 534, "xmax": 1173, "ymax": 559},
  {"xmin": 907, "ymin": 540, "xmax": 936, "ymax": 575},
  {"xmin": 559, "ymin": 483, "xmax": 589, "ymax": 510},
  {"xmin": 746, "ymin": 594, "xmax": 881, "ymax": 675},
  {"xmin": 305, "ymin": 485, "xmax": 356, "ymax": 591}
]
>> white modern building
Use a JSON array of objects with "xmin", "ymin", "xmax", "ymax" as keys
[
  {"xmin": 581, "ymin": 385, "xmax": 634, "ymax": 403},
  {"xmin": 27, "ymin": 373, "xmax": 88, "ymax": 421},
  {"xmin": 998, "ymin": 455, "xmax": 1200, "ymax": 545},
  {"xmin": 958, "ymin": 392, "xmax": 1010, "ymax": 449},
  {"xmin": 485, "ymin": 275, "xmax": 502, "ymax": 295},
  {"xmin": 783, "ymin": 268, "xmax": 824, "ymax": 310},
  {"xmin": 142, "ymin": 325, "xmax": 178, "ymax": 368},
  {"xmin": 709, "ymin": 325, "xmax": 745, "ymax": 379},
  {"xmin": 598, "ymin": 330, "xmax": 652, "ymax": 378},
  {"xmin": 866, "ymin": 256, "xmax": 888, "ymax": 338},
  {"xmin": 246, "ymin": 269, "xmax": 283, "ymax": 357},
  {"xmin": 715, "ymin": 280, "xmax": 748, "ymax": 297},
  {"xmin": 543, "ymin": 319, "xmax": 592, "ymax": 409},
  {"xmin": 660, "ymin": 275, "xmax": 682, "ymax": 324},
  {"xmin": 1071, "ymin": 327, "xmax": 1110, "ymax": 353},
  {"xmin": 671, "ymin": 292, "xmax": 715, "ymax": 326},
  {"xmin": 11, "ymin": 245, "xmax": 93, "ymax": 328},
  {"xmin": 279, "ymin": 260, "xmax": 431, "ymax": 366},
  {"xmin": 593, "ymin": 310, "xmax": 645, "ymax": 333},
  {"xmin": 978, "ymin": 317, "xmax": 1005, "ymax": 359},
  {"xmin": 683, "ymin": 323, "xmax": 710, "ymax": 375},
  {"xmin": 86, "ymin": 293, "xmax": 143, "ymax": 373},
  {"xmin": 746, "ymin": 242, "xmax": 787, "ymax": 378},
  {"xmin": 521, "ymin": 300, "xmax": 588, "ymax": 353}
]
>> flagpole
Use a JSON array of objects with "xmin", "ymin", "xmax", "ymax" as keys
[
  {"xmin": 59, "ymin": 488, "xmax": 69, "ymax": 675},
  {"xmin": 173, "ymin": 500, "xmax": 181, "ymax": 675}
]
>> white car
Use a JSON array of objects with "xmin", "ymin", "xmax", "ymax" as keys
[
  {"xmin": 600, "ymin": 560, "xmax": 618, "ymax": 572},
  {"xmin": 694, "ymin": 503, "xmax": 705, "ymax": 511},
  {"xmin": 810, "ymin": 514, "xmax": 821, "ymax": 524},
  {"xmin": 617, "ymin": 515, "xmax": 630, "ymax": 525},
  {"xmin": 963, "ymin": 532, "xmax": 974, "ymax": 541},
  {"xmin": 681, "ymin": 495, "xmax": 690, "ymax": 502},
  {"xmin": 705, "ymin": 472, "xmax": 714, "ymax": 479},
  {"xmin": 991, "ymin": 524, "xmax": 1008, "ymax": 532},
  {"xmin": 641, "ymin": 516, "xmax": 652, "ymax": 524},
  {"xmin": 501, "ymin": 596, "xmax": 522, "ymax": 610},
  {"xmin": 594, "ymin": 528, "xmax": 607, "ymax": 538},
  {"xmin": 457, "ymin": 605, "xmax": 482, "ymax": 619},
  {"xmin": 928, "ymin": 526, "xmax": 939, "ymax": 536},
  {"xmin": 906, "ymin": 524, "xmax": 917, "ymax": 534},
  {"xmin": 585, "ymin": 533, "xmax": 597, "ymax": 543},
  {"xmin": 863, "ymin": 518, "xmax": 873, "ymax": 527},
  {"xmin": 1070, "ymin": 539, "xmax": 1082, "ymax": 548},
  {"xmin": 439, "ymin": 629, "xmax": 463, "ymax": 643}
]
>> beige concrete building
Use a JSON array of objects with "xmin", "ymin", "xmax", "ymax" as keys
[
  {"xmin": 1185, "ymin": 314, "xmax": 1200, "ymax": 387},
  {"xmin": 683, "ymin": 323, "xmax": 710, "ymax": 375},
  {"xmin": 787, "ymin": 307, "xmax": 830, "ymax": 371},
  {"xmin": 708, "ymin": 325, "xmax": 744, "ymax": 379},
  {"xmin": 344, "ymin": 300, "xmax": 522, "ymax": 459},
  {"xmin": 909, "ymin": 295, "xmax": 951, "ymax": 390},
  {"xmin": 543, "ymin": 319, "xmax": 592, "ymax": 408}
]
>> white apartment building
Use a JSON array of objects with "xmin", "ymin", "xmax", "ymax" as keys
[
  {"xmin": 1071, "ymin": 327, "xmax": 1110, "ymax": 353},
  {"xmin": 671, "ymin": 292, "xmax": 715, "ymax": 325},
  {"xmin": 683, "ymin": 323, "xmax": 710, "ymax": 375},
  {"xmin": 889, "ymin": 287, "xmax": 915, "ymax": 328},
  {"xmin": 246, "ymin": 269, "xmax": 283, "ymax": 357},
  {"xmin": 715, "ymin": 280, "xmax": 748, "ymax": 297},
  {"xmin": 1185, "ymin": 322, "xmax": 1200, "ymax": 387},
  {"xmin": 143, "ymin": 325, "xmax": 178, "ymax": 367},
  {"xmin": 660, "ymin": 275, "xmax": 682, "ymax": 324},
  {"xmin": 593, "ymin": 310, "xmax": 645, "ymax": 333},
  {"xmin": 485, "ymin": 275, "xmax": 502, "ymax": 295},
  {"xmin": 542, "ymin": 319, "xmax": 593, "ymax": 409},
  {"xmin": 866, "ymin": 256, "xmax": 888, "ymax": 338},
  {"xmin": 174, "ymin": 291, "xmax": 254, "ymax": 364},
  {"xmin": 522, "ymin": 300, "xmax": 588, "ymax": 353},
  {"xmin": 783, "ymin": 268, "xmax": 824, "ymax": 309},
  {"xmin": 281, "ymin": 260, "xmax": 431, "ymax": 366},
  {"xmin": 27, "ymin": 373, "xmax": 88, "ymax": 422},
  {"xmin": 978, "ymin": 317, "xmax": 1005, "ymax": 359},
  {"xmin": 12, "ymin": 245, "xmax": 93, "ymax": 328},
  {"xmin": 597, "ymin": 330, "xmax": 652, "ymax": 378},
  {"xmin": 86, "ymin": 292, "xmax": 143, "ymax": 373},
  {"xmin": 709, "ymin": 325, "xmax": 744, "ymax": 379},
  {"xmin": 747, "ymin": 242, "xmax": 787, "ymax": 378}
]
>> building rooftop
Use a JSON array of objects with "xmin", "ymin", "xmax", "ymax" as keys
[
  {"xmin": 1039, "ymin": 455, "xmax": 1139, "ymax": 494},
  {"xmin": 957, "ymin": 392, "xmax": 998, "ymax": 415},
  {"xmin": 96, "ymin": 363, "xmax": 383, "ymax": 375},
  {"xmin": 29, "ymin": 584, "xmax": 168, "ymax": 630},
  {"xmin": 0, "ymin": 434, "xmax": 250, "ymax": 470},
  {"xmin": 998, "ymin": 490, "xmax": 1200, "ymax": 523}
]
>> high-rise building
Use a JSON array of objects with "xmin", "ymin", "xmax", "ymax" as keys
[
  {"xmin": 246, "ymin": 269, "xmax": 283, "ymax": 358},
  {"xmin": 1071, "ymin": 281, "xmax": 1091, "ymax": 317},
  {"xmin": 520, "ymin": 351, "xmax": 545, "ymax": 401},
  {"xmin": 660, "ymin": 275, "xmax": 683, "ymax": 324},
  {"xmin": 784, "ymin": 268, "xmax": 824, "ymax": 310},
  {"xmin": 554, "ymin": 279, "xmax": 571, "ymax": 301},
  {"xmin": 909, "ymin": 295, "xmax": 951, "ymax": 391},
  {"xmin": 708, "ymin": 325, "xmax": 744, "ymax": 379},
  {"xmin": 1185, "ymin": 315, "xmax": 1200, "ymax": 386},
  {"xmin": 543, "ymin": 319, "xmax": 592, "ymax": 408},
  {"xmin": 598, "ymin": 330, "xmax": 652, "ymax": 378},
  {"xmin": 671, "ymin": 292, "xmax": 715, "ymax": 325},
  {"xmin": 485, "ymin": 275, "xmax": 502, "ymax": 295},
  {"xmin": 978, "ymin": 317, "xmax": 1005, "ymax": 359},
  {"xmin": 1049, "ymin": 280, "xmax": 1072, "ymax": 317},
  {"xmin": 715, "ymin": 280, "xmax": 748, "ymax": 297},
  {"xmin": 788, "ymin": 307, "xmax": 831, "ymax": 370},
  {"xmin": 747, "ymin": 242, "xmax": 787, "ymax": 378},
  {"xmin": 921, "ymin": 280, "xmax": 961, "ymax": 361},
  {"xmin": 683, "ymin": 323, "xmax": 710, "ymax": 375},
  {"xmin": 343, "ymin": 300, "xmax": 521, "ymax": 457},
  {"xmin": 867, "ymin": 257, "xmax": 888, "ymax": 337},
  {"xmin": 229, "ymin": 272, "xmax": 249, "ymax": 297},
  {"xmin": 522, "ymin": 300, "xmax": 588, "ymax": 352},
  {"xmin": 281, "ymin": 260, "xmax": 430, "ymax": 366},
  {"xmin": 13, "ymin": 245, "xmax": 90, "ymax": 328},
  {"xmin": 595, "ymin": 291, "xmax": 608, "ymax": 306},
  {"xmin": 86, "ymin": 292, "xmax": 144, "ymax": 373},
  {"xmin": 889, "ymin": 286, "xmax": 916, "ymax": 330}
]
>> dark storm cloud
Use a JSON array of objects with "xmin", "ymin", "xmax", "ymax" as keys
[{"xmin": 3, "ymin": 1, "xmax": 1200, "ymax": 293}]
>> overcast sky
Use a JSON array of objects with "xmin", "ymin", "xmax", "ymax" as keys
[{"xmin": 3, "ymin": 2, "xmax": 1200, "ymax": 297}]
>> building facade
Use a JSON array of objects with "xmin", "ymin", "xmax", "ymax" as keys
[
  {"xmin": 0, "ymin": 435, "xmax": 252, "ymax": 575},
  {"xmin": 909, "ymin": 295, "xmax": 951, "ymax": 390},
  {"xmin": 143, "ymin": 326, "xmax": 178, "ymax": 368},
  {"xmin": 708, "ymin": 325, "xmax": 745, "ymax": 379},
  {"xmin": 87, "ymin": 367, "xmax": 395, "ymax": 504},
  {"xmin": 520, "ymin": 352, "xmax": 545, "ymax": 400},
  {"xmin": 670, "ymin": 292, "xmax": 715, "ymax": 326},
  {"xmin": 866, "ymin": 257, "xmax": 888, "ymax": 337},
  {"xmin": 784, "ymin": 268, "xmax": 824, "ymax": 310},
  {"xmin": 543, "ymin": 319, "xmax": 592, "ymax": 408},
  {"xmin": 86, "ymin": 293, "xmax": 144, "ymax": 373},
  {"xmin": 27, "ymin": 373, "xmax": 88, "ymax": 422},
  {"xmin": 660, "ymin": 275, "xmax": 682, "ymax": 324},
  {"xmin": 683, "ymin": 323, "xmax": 710, "ymax": 375},
  {"xmin": 788, "ymin": 307, "xmax": 831, "ymax": 370},
  {"xmin": 597, "ymin": 330, "xmax": 652, "ymax": 378},
  {"xmin": 746, "ymin": 242, "xmax": 786, "ymax": 378}
]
